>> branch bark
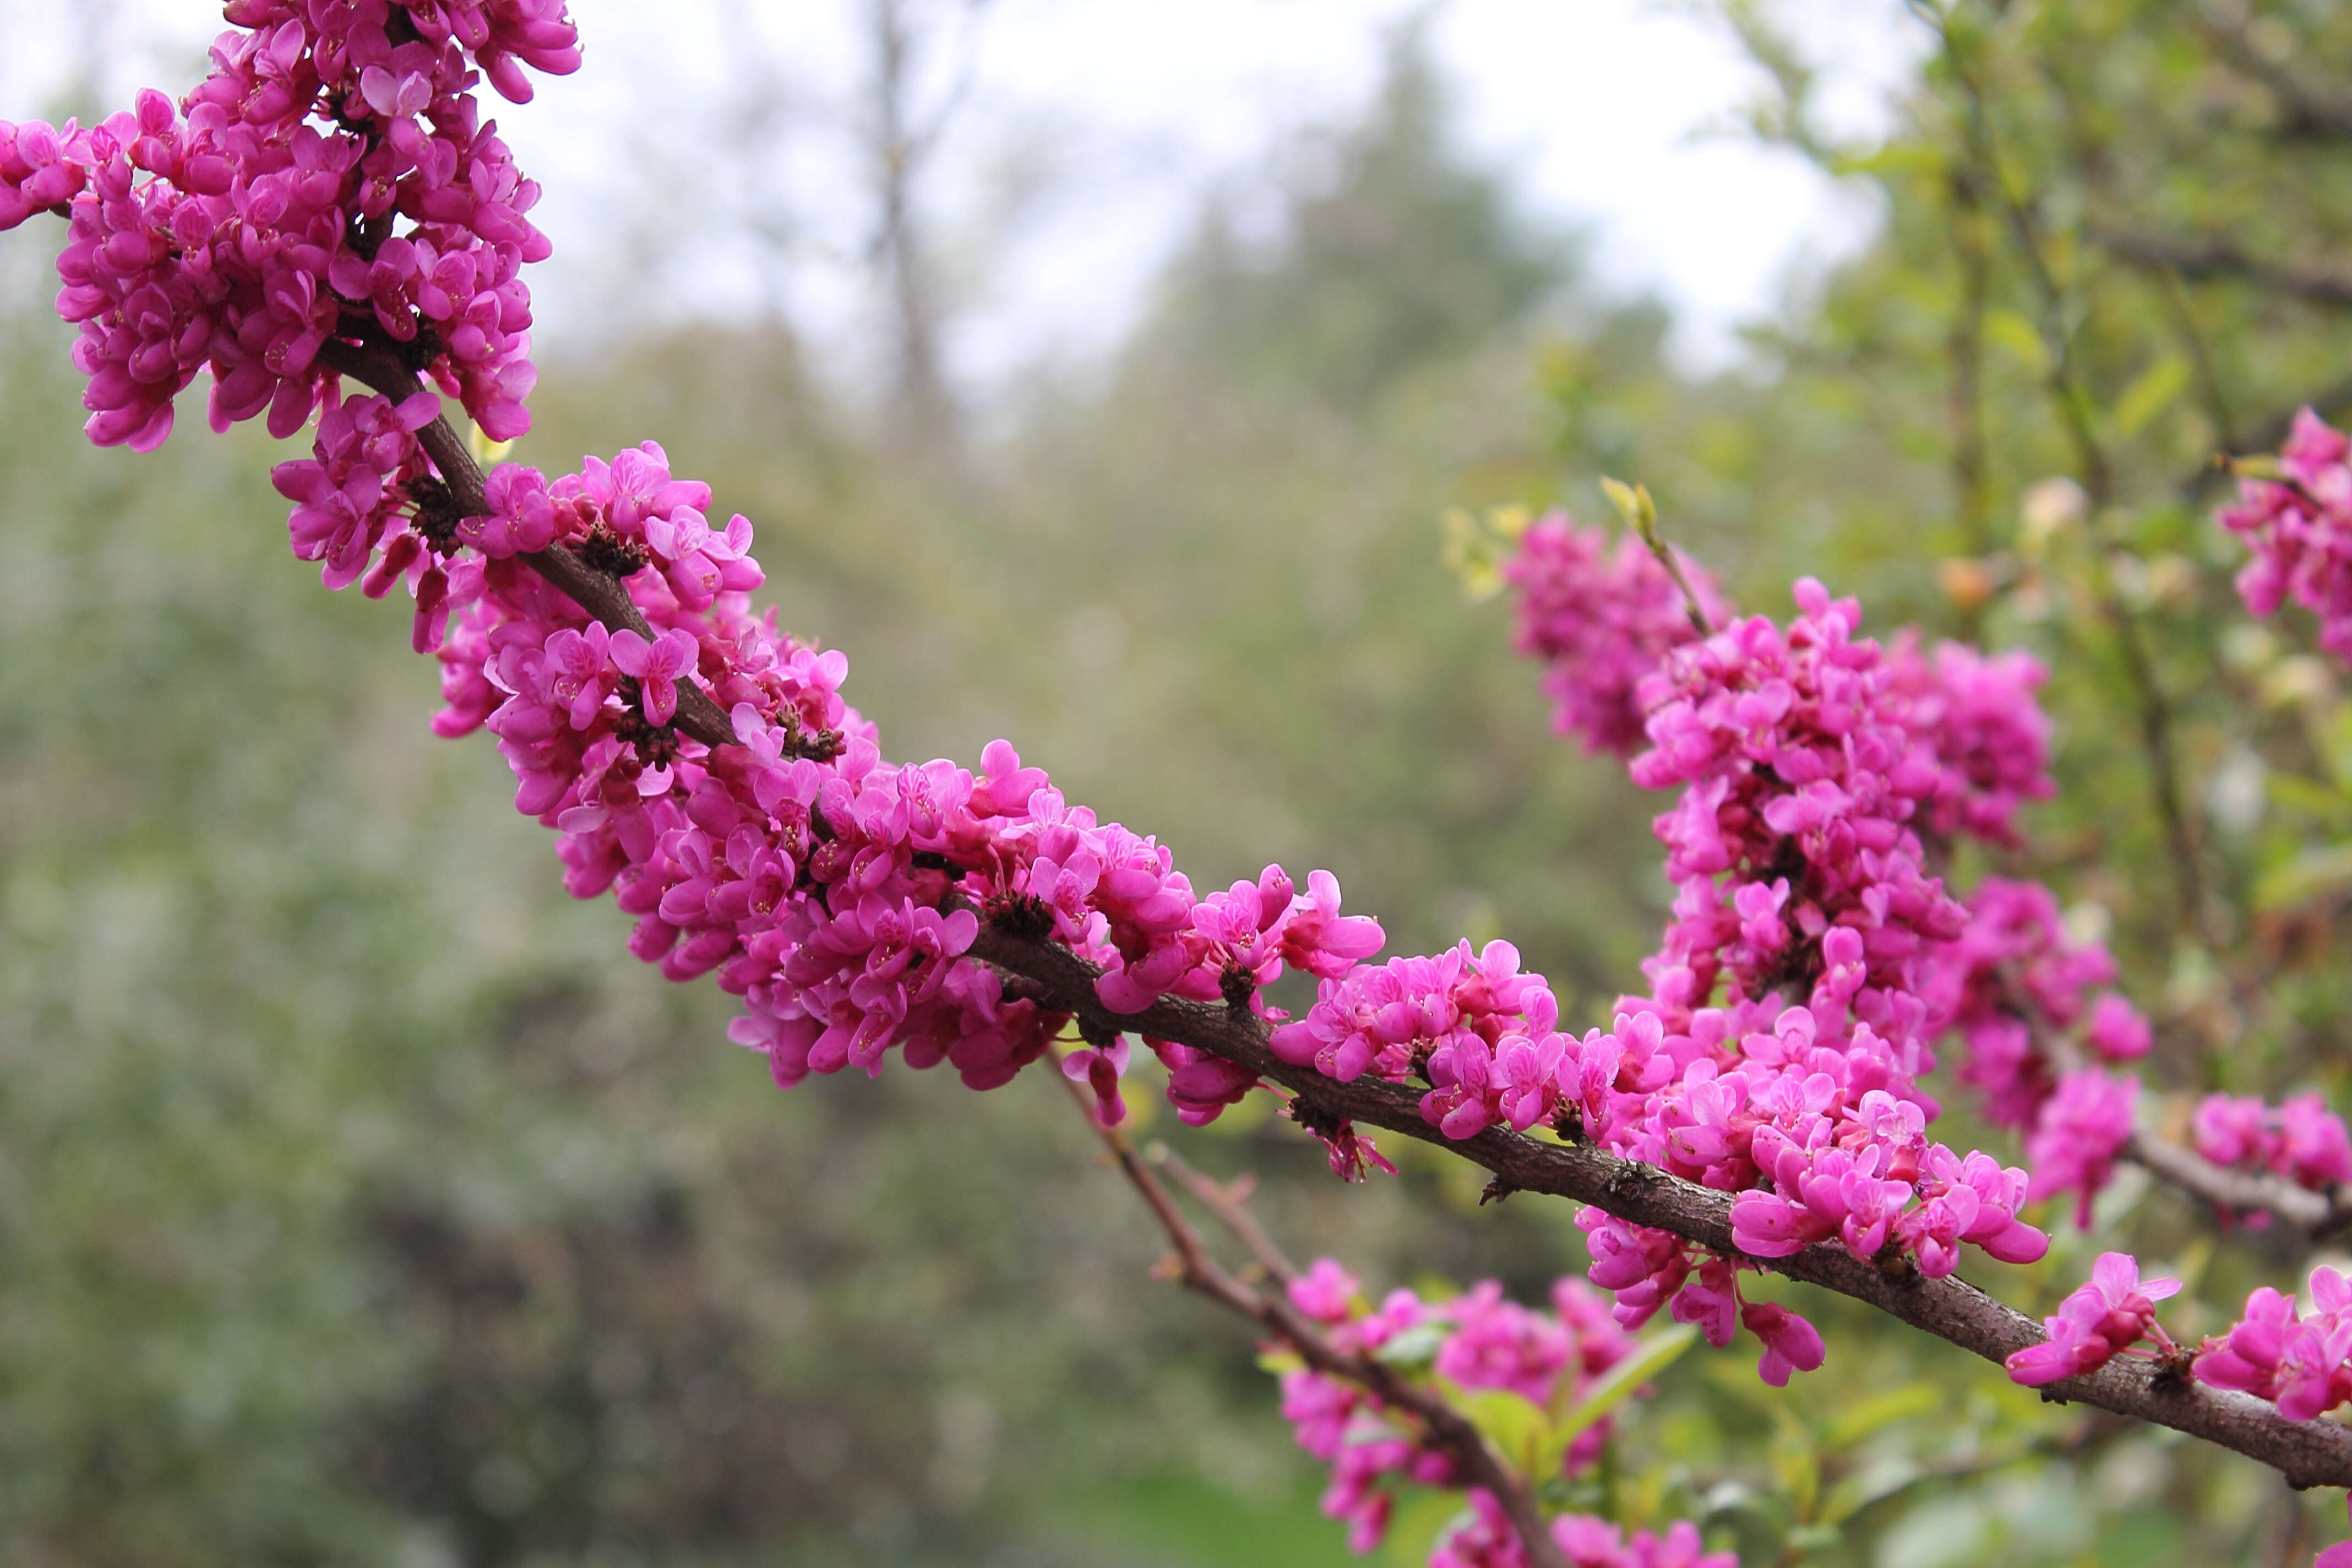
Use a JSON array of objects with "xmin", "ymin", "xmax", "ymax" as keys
[
  {"xmin": 2093, "ymin": 228, "xmax": 2352, "ymax": 311},
  {"xmin": 972, "ymin": 923, "xmax": 2352, "ymax": 1491},
  {"xmin": 2125, "ymin": 1131, "xmax": 2352, "ymax": 1238},
  {"xmin": 1916, "ymin": 3, "xmax": 2218, "ymax": 954},
  {"xmin": 314, "ymin": 337, "xmax": 744, "ymax": 752}
]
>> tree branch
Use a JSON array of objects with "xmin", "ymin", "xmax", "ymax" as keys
[
  {"xmin": 2203, "ymin": 17, "xmax": 2352, "ymax": 144},
  {"xmin": 972, "ymin": 923, "xmax": 2352, "ymax": 1490},
  {"xmin": 1914, "ymin": 2, "xmax": 2219, "ymax": 952},
  {"xmin": 314, "ymin": 338, "xmax": 744, "ymax": 752},
  {"xmin": 1149, "ymin": 1146, "xmax": 1298, "ymax": 1284},
  {"xmin": 2092, "ymin": 227, "xmax": 2352, "ymax": 311},
  {"xmin": 2125, "ymin": 1131, "xmax": 2352, "ymax": 1238},
  {"xmin": 1046, "ymin": 1050, "xmax": 1569, "ymax": 1568}
]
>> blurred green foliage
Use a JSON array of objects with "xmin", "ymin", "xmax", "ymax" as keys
[{"xmin": 9, "ymin": 3, "xmax": 2352, "ymax": 1565}]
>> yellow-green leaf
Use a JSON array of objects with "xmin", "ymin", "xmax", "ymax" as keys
[
  {"xmin": 1772, "ymin": 1425, "xmax": 1820, "ymax": 1522},
  {"xmin": 1446, "ymin": 1384, "xmax": 1553, "ymax": 1477},
  {"xmin": 1820, "ymin": 1456, "xmax": 1924, "ymax": 1526},
  {"xmin": 2112, "ymin": 353, "xmax": 2190, "ymax": 439},
  {"xmin": 1984, "ymin": 308, "xmax": 2050, "ymax": 374},
  {"xmin": 2255, "ymin": 842, "xmax": 2352, "ymax": 914},
  {"xmin": 1534, "ymin": 1324, "xmax": 1698, "ymax": 1477},
  {"xmin": 1373, "ymin": 1321, "xmax": 1449, "ymax": 1368},
  {"xmin": 1386, "ymin": 1490, "xmax": 1473, "ymax": 1568},
  {"xmin": 1598, "ymin": 476, "xmax": 1658, "ymax": 541},
  {"xmin": 1821, "ymin": 1384, "xmax": 1942, "ymax": 1451},
  {"xmin": 1829, "ymin": 144, "xmax": 1946, "ymax": 179}
]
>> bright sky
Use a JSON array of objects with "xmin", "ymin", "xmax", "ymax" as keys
[{"xmin": 1, "ymin": 0, "xmax": 1922, "ymax": 385}]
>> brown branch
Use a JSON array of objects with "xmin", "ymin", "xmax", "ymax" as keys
[
  {"xmin": 2204, "ymin": 17, "xmax": 2352, "ymax": 144},
  {"xmin": 2027, "ymin": 1001, "xmax": 2345, "ymax": 1236},
  {"xmin": 1149, "ymin": 1146, "xmax": 1298, "ymax": 1284},
  {"xmin": 1946, "ymin": 167, "xmax": 1995, "ymax": 563},
  {"xmin": 2093, "ymin": 228, "xmax": 2352, "ymax": 311},
  {"xmin": 1917, "ymin": 4, "xmax": 2218, "ymax": 952},
  {"xmin": 1046, "ymin": 1054, "xmax": 1569, "ymax": 1568},
  {"xmin": 2125, "ymin": 1131, "xmax": 2351, "ymax": 1238},
  {"xmin": 313, "ymin": 338, "xmax": 744, "ymax": 752},
  {"xmin": 972, "ymin": 922, "xmax": 2352, "ymax": 1490}
]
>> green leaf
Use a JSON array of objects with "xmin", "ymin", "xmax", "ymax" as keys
[
  {"xmin": 1386, "ymin": 1490, "xmax": 1472, "ymax": 1568},
  {"xmin": 1599, "ymin": 475, "xmax": 1657, "ymax": 537},
  {"xmin": 1984, "ymin": 308, "xmax": 2050, "ymax": 374},
  {"xmin": 1534, "ymin": 1324, "xmax": 1698, "ymax": 1476},
  {"xmin": 1821, "ymin": 1384, "xmax": 1942, "ymax": 1451},
  {"xmin": 1255, "ymin": 1348, "xmax": 1305, "ymax": 1375},
  {"xmin": 1372, "ymin": 1321, "xmax": 1449, "ymax": 1368},
  {"xmin": 2266, "ymin": 772, "xmax": 2350, "ymax": 828},
  {"xmin": 2255, "ymin": 842, "xmax": 2352, "ymax": 914},
  {"xmin": 2111, "ymin": 353, "xmax": 2190, "ymax": 438},
  {"xmin": 1445, "ymin": 1384, "xmax": 1554, "ymax": 1477},
  {"xmin": 1828, "ymin": 143, "xmax": 1945, "ymax": 179},
  {"xmin": 1785, "ymin": 1521, "xmax": 1845, "ymax": 1556},
  {"xmin": 1773, "ymin": 1424, "xmax": 1820, "ymax": 1522},
  {"xmin": 1820, "ymin": 1456, "xmax": 1925, "ymax": 1526}
]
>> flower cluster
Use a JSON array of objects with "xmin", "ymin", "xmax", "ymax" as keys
[
  {"xmin": 1915, "ymin": 878, "xmax": 2147, "ymax": 1131},
  {"xmin": 1275, "ymin": 1261, "xmax": 1715, "ymax": 1564},
  {"xmin": 2195, "ymin": 1266, "xmax": 2352, "ymax": 1420},
  {"xmin": 2218, "ymin": 408, "xmax": 2352, "ymax": 661},
  {"xmin": 2192, "ymin": 1093, "xmax": 2352, "ymax": 1195},
  {"xmin": 2, "ymin": 0, "xmax": 1421, "ymax": 1175},
  {"xmin": 2004, "ymin": 1251, "xmax": 2180, "ymax": 1385},
  {"xmin": 2019, "ymin": 1068, "xmax": 2138, "ymax": 1227},
  {"xmin": 1882, "ymin": 636, "xmax": 2055, "ymax": 845},
  {"xmin": 0, "ymin": 0, "xmax": 573, "ymax": 453},
  {"xmin": 1282, "ymin": 581, "xmax": 2071, "ymax": 1379},
  {"xmin": 1433, "ymin": 1490, "xmax": 1732, "ymax": 1568},
  {"xmin": 1629, "ymin": 580, "xmax": 1973, "ymax": 1023},
  {"xmin": 1502, "ymin": 513, "xmax": 1725, "ymax": 755},
  {"xmin": 405, "ymin": 439, "xmax": 1399, "ymax": 1129},
  {"xmin": 2015, "ymin": 1252, "xmax": 2352, "ymax": 1431}
]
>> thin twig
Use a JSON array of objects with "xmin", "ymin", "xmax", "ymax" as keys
[
  {"xmin": 1915, "ymin": 2, "xmax": 2218, "ymax": 951},
  {"xmin": 2126, "ymin": 1131, "xmax": 2350, "ymax": 1237},
  {"xmin": 2025, "ymin": 995, "xmax": 2345, "ymax": 1234},
  {"xmin": 2094, "ymin": 227, "xmax": 2352, "ymax": 312},
  {"xmin": 1947, "ymin": 167, "xmax": 1995, "ymax": 540},
  {"xmin": 1148, "ymin": 1146, "xmax": 1298, "ymax": 1284},
  {"xmin": 1046, "ymin": 1054, "xmax": 1569, "ymax": 1568},
  {"xmin": 1650, "ymin": 538, "xmax": 1714, "ymax": 639}
]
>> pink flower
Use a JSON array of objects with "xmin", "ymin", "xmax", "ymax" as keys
[
  {"xmin": 2217, "ymin": 409, "xmax": 2352, "ymax": 662},
  {"xmin": 2083, "ymin": 993, "xmax": 2152, "ymax": 1061},
  {"xmin": 1287, "ymin": 1259, "xmax": 1359, "ymax": 1324},
  {"xmin": 2193, "ymin": 1091, "xmax": 2352, "ymax": 1193},
  {"xmin": 1741, "ymin": 1301, "xmax": 1826, "ymax": 1387},
  {"xmin": 2005, "ymin": 1252, "xmax": 2179, "ymax": 1387},
  {"xmin": 2025, "ymin": 1069, "xmax": 2137, "ymax": 1226},
  {"xmin": 1502, "ymin": 511, "xmax": 1729, "ymax": 755},
  {"xmin": 609, "ymin": 626, "xmax": 700, "ymax": 726}
]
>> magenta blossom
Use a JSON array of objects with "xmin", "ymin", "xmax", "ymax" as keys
[{"xmin": 2006, "ymin": 1252, "xmax": 2180, "ymax": 1387}]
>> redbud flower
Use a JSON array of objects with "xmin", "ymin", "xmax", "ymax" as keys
[
  {"xmin": 2006, "ymin": 1252, "xmax": 2179, "ymax": 1386},
  {"xmin": 610, "ymin": 627, "xmax": 700, "ymax": 726}
]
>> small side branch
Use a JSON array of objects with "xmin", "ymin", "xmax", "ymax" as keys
[
  {"xmin": 2126, "ymin": 1133, "xmax": 2352, "ymax": 1238},
  {"xmin": 1047, "ymin": 1059, "xmax": 1569, "ymax": 1568},
  {"xmin": 2093, "ymin": 228, "xmax": 2352, "ymax": 312},
  {"xmin": 1912, "ymin": 2, "xmax": 2217, "ymax": 951},
  {"xmin": 1149, "ymin": 1147, "xmax": 1298, "ymax": 1284}
]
